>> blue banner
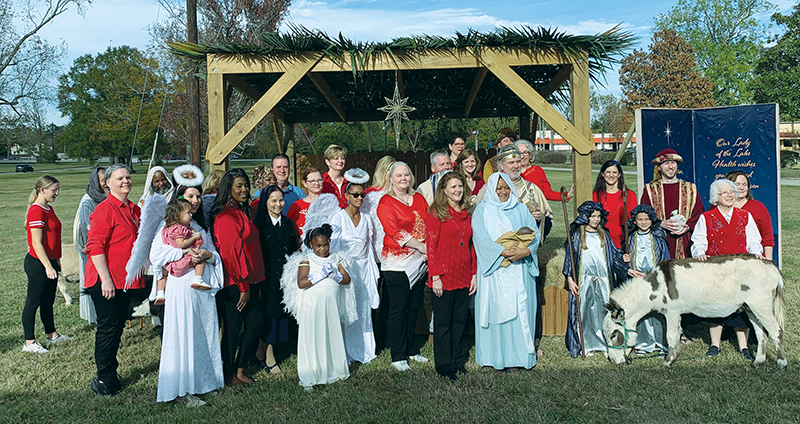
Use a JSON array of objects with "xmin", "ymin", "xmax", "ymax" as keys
[{"xmin": 637, "ymin": 104, "xmax": 780, "ymax": 264}]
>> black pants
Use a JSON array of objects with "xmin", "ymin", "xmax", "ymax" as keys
[
  {"xmin": 22, "ymin": 254, "xmax": 60, "ymax": 340},
  {"xmin": 372, "ymin": 270, "xmax": 390, "ymax": 354},
  {"xmin": 542, "ymin": 216, "xmax": 553, "ymax": 242},
  {"xmin": 89, "ymin": 281, "xmax": 131, "ymax": 382},
  {"xmin": 384, "ymin": 271, "xmax": 425, "ymax": 362},
  {"xmin": 216, "ymin": 284, "xmax": 264, "ymax": 379},
  {"xmin": 432, "ymin": 287, "xmax": 469, "ymax": 376}
]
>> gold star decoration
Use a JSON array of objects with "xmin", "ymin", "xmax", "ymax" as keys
[{"xmin": 378, "ymin": 82, "xmax": 416, "ymax": 148}]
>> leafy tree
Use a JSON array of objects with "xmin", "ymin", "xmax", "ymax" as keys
[
  {"xmin": 619, "ymin": 30, "xmax": 716, "ymax": 110},
  {"xmin": 0, "ymin": 0, "xmax": 87, "ymax": 123},
  {"xmin": 654, "ymin": 0, "xmax": 776, "ymax": 105},
  {"xmin": 591, "ymin": 91, "xmax": 633, "ymax": 148},
  {"xmin": 57, "ymin": 46, "xmax": 167, "ymax": 164},
  {"xmin": 752, "ymin": 3, "xmax": 800, "ymax": 121}
]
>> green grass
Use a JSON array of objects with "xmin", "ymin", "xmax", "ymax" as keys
[{"xmin": 1, "ymin": 163, "xmax": 799, "ymax": 423}]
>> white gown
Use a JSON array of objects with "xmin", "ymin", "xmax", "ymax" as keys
[
  {"xmin": 331, "ymin": 209, "xmax": 380, "ymax": 364},
  {"xmin": 149, "ymin": 220, "xmax": 225, "ymax": 402},
  {"xmin": 297, "ymin": 252, "xmax": 350, "ymax": 389}
]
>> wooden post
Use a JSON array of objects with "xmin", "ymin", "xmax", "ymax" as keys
[
  {"xmin": 187, "ymin": 0, "xmax": 201, "ymax": 168},
  {"xmin": 570, "ymin": 51, "xmax": 593, "ymax": 207},
  {"xmin": 207, "ymin": 72, "xmax": 228, "ymax": 173},
  {"xmin": 519, "ymin": 112, "xmax": 531, "ymax": 141}
]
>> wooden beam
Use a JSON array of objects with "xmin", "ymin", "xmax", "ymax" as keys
[
  {"xmin": 464, "ymin": 68, "xmax": 488, "ymax": 118},
  {"xmin": 206, "ymin": 54, "xmax": 323, "ymax": 165},
  {"xmin": 207, "ymin": 47, "xmax": 576, "ymax": 74},
  {"xmin": 479, "ymin": 49, "xmax": 593, "ymax": 154},
  {"xmin": 206, "ymin": 72, "xmax": 228, "ymax": 172},
  {"xmin": 570, "ymin": 51, "xmax": 593, "ymax": 206},
  {"xmin": 395, "ymin": 70, "xmax": 405, "ymax": 99},
  {"xmin": 307, "ymin": 73, "xmax": 347, "ymax": 122},
  {"xmin": 540, "ymin": 64, "xmax": 572, "ymax": 98}
]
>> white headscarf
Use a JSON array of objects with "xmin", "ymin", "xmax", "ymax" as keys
[{"xmin": 140, "ymin": 166, "xmax": 174, "ymax": 204}]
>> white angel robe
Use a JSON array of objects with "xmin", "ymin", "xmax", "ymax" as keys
[{"xmin": 331, "ymin": 208, "xmax": 380, "ymax": 364}]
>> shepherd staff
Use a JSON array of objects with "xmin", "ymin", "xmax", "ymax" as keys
[{"xmin": 602, "ymin": 254, "xmax": 787, "ymax": 369}]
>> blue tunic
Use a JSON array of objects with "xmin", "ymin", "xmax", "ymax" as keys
[{"xmin": 472, "ymin": 183, "xmax": 541, "ymax": 370}]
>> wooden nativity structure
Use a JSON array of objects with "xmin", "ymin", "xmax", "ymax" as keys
[{"xmin": 170, "ymin": 26, "xmax": 635, "ymax": 203}]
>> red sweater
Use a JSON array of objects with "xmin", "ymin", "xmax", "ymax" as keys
[
  {"xmin": 522, "ymin": 165, "xmax": 562, "ymax": 201},
  {"xmin": 84, "ymin": 194, "xmax": 144, "ymax": 290},
  {"xmin": 287, "ymin": 198, "xmax": 311, "ymax": 236},
  {"xmin": 213, "ymin": 206, "xmax": 265, "ymax": 293},
  {"xmin": 322, "ymin": 172, "xmax": 348, "ymax": 208},
  {"xmin": 426, "ymin": 207, "xmax": 476, "ymax": 290},
  {"xmin": 377, "ymin": 192, "xmax": 428, "ymax": 266},
  {"xmin": 741, "ymin": 199, "xmax": 774, "ymax": 248},
  {"xmin": 593, "ymin": 189, "xmax": 637, "ymax": 249},
  {"xmin": 26, "ymin": 203, "xmax": 62, "ymax": 259}
]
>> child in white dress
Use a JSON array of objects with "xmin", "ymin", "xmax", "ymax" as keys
[{"xmin": 296, "ymin": 224, "xmax": 352, "ymax": 390}]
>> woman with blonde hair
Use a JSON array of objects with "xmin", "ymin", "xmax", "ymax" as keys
[
  {"xmin": 23, "ymin": 175, "xmax": 70, "ymax": 353},
  {"xmin": 366, "ymin": 155, "xmax": 396, "ymax": 194}
]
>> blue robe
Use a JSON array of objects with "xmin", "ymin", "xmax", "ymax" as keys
[
  {"xmin": 627, "ymin": 228, "xmax": 670, "ymax": 352},
  {"xmin": 563, "ymin": 229, "xmax": 630, "ymax": 358},
  {"xmin": 472, "ymin": 200, "xmax": 541, "ymax": 369}
]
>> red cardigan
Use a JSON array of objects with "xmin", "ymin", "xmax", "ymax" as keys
[
  {"xmin": 84, "ymin": 194, "xmax": 144, "ymax": 290},
  {"xmin": 741, "ymin": 199, "xmax": 774, "ymax": 248},
  {"xmin": 322, "ymin": 172, "xmax": 348, "ymax": 208},
  {"xmin": 213, "ymin": 206, "xmax": 265, "ymax": 293},
  {"xmin": 426, "ymin": 207, "xmax": 476, "ymax": 290}
]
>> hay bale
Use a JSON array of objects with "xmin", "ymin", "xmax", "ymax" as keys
[{"xmin": 538, "ymin": 248, "xmax": 566, "ymax": 289}]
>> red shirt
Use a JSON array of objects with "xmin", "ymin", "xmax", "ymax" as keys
[
  {"xmin": 471, "ymin": 178, "xmax": 485, "ymax": 196},
  {"xmin": 84, "ymin": 194, "xmax": 144, "ymax": 290},
  {"xmin": 322, "ymin": 172, "xmax": 348, "ymax": 208},
  {"xmin": 213, "ymin": 206, "xmax": 265, "ymax": 293},
  {"xmin": 741, "ymin": 199, "xmax": 774, "ymax": 247},
  {"xmin": 287, "ymin": 198, "xmax": 311, "ymax": 236},
  {"xmin": 522, "ymin": 165, "xmax": 563, "ymax": 201},
  {"xmin": 593, "ymin": 189, "xmax": 637, "ymax": 249},
  {"xmin": 426, "ymin": 207, "xmax": 476, "ymax": 290},
  {"xmin": 26, "ymin": 203, "xmax": 62, "ymax": 259},
  {"xmin": 377, "ymin": 192, "xmax": 429, "ymax": 263}
]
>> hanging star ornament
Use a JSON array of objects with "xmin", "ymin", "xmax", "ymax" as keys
[
  {"xmin": 664, "ymin": 121, "xmax": 673, "ymax": 146},
  {"xmin": 378, "ymin": 82, "xmax": 416, "ymax": 148}
]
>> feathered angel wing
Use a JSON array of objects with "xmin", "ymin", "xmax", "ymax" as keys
[
  {"xmin": 125, "ymin": 194, "xmax": 167, "ymax": 286},
  {"xmin": 280, "ymin": 250, "xmax": 307, "ymax": 320},
  {"xmin": 301, "ymin": 193, "xmax": 342, "ymax": 242},
  {"xmin": 362, "ymin": 190, "xmax": 386, "ymax": 259}
]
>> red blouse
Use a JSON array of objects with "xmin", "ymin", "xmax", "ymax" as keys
[
  {"xmin": 287, "ymin": 198, "xmax": 311, "ymax": 236},
  {"xmin": 522, "ymin": 165, "xmax": 562, "ymax": 201},
  {"xmin": 426, "ymin": 207, "xmax": 476, "ymax": 290},
  {"xmin": 741, "ymin": 199, "xmax": 774, "ymax": 247},
  {"xmin": 84, "ymin": 194, "xmax": 144, "ymax": 290},
  {"xmin": 322, "ymin": 172, "xmax": 348, "ymax": 208},
  {"xmin": 213, "ymin": 206, "xmax": 265, "ymax": 293},
  {"xmin": 26, "ymin": 203, "xmax": 62, "ymax": 259},
  {"xmin": 471, "ymin": 178, "xmax": 485, "ymax": 196},
  {"xmin": 377, "ymin": 192, "xmax": 428, "ymax": 266},
  {"xmin": 593, "ymin": 189, "xmax": 637, "ymax": 249}
]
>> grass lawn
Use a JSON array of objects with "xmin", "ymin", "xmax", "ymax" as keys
[{"xmin": 0, "ymin": 163, "xmax": 798, "ymax": 423}]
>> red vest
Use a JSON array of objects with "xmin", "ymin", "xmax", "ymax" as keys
[{"xmin": 704, "ymin": 207, "xmax": 748, "ymax": 256}]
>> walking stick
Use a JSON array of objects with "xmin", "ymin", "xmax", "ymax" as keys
[
  {"xmin": 561, "ymin": 187, "xmax": 586, "ymax": 358},
  {"xmin": 622, "ymin": 184, "xmax": 630, "ymax": 254}
]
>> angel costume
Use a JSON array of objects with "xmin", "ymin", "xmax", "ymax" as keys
[
  {"xmin": 331, "ymin": 208, "xmax": 380, "ymax": 364},
  {"xmin": 296, "ymin": 251, "xmax": 351, "ymax": 388},
  {"xmin": 149, "ymin": 218, "xmax": 225, "ymax": 402},
  {"xmin": 472, "ymin": 173, "xmax": 540, "ymax": 370}
]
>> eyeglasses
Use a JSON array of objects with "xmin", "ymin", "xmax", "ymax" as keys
[
  {"xmin": 520, "ymin": 151, "xmax": 531, "ymax": 156},
  {"xmin": 718, "ymin": 191, "xmax": 736, "ymax": 197},
  {"xmin": 306, "ymin": 179, "xmax": 324, "ymax": 184},
  {"xmin": 347, "ymin": 192, "xmax": 366, "ymax": 198},
  {"xmin": 49, "ymin": 188, "xmax": 61, "ymax": 194}
]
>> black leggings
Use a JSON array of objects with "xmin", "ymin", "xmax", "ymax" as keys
[
  {"xmin": 216, "ymin": 284, "xmax": 264, "ymax": 379},
  {"xmin": 22, "ymin": 254, "xmax": 60, "ymax": 340}
]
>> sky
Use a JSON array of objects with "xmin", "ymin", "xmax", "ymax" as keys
[{"xmin": 36, "ymin": 0, "xmax": 796, "ymax": 125}]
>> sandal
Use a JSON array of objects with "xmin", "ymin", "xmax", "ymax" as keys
[{"xmin": 261, "ymin": 361, "xmax": 282, "ymax": 375}]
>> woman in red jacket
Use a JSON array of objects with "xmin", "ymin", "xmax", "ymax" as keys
[
  {"xmin": 377, "ymin": 161, "xmax": 429, "ymax": 371},
  {"xmin": 210, "ymin": 168, "xmax": 266, "ymax": 387},
  {"xmin": 85, "ymin": 163, "xmax": 145, "ymax": 396},
  {"xmin": 426, "ymin": 172, "xmax": 477, "ymax": 381},
  {"xmin": 23, "ymin": 175, "xmax": 69, "ymax": 354}
]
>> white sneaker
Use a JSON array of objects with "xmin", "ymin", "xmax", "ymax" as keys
[
  {"xmin": 46, "ymin": 334, "xmax": 72, "ymax": 344},
  {"xmin": 22, "ymin": 341, "xmax": 48, "ymax": 353},
  {"xmin": 392, "ymin": 360, "xmax": 411, "ymax": 371},
  {"xmin": 409, "ymin": 354, "xmax": 429, "ymax": 363}
]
